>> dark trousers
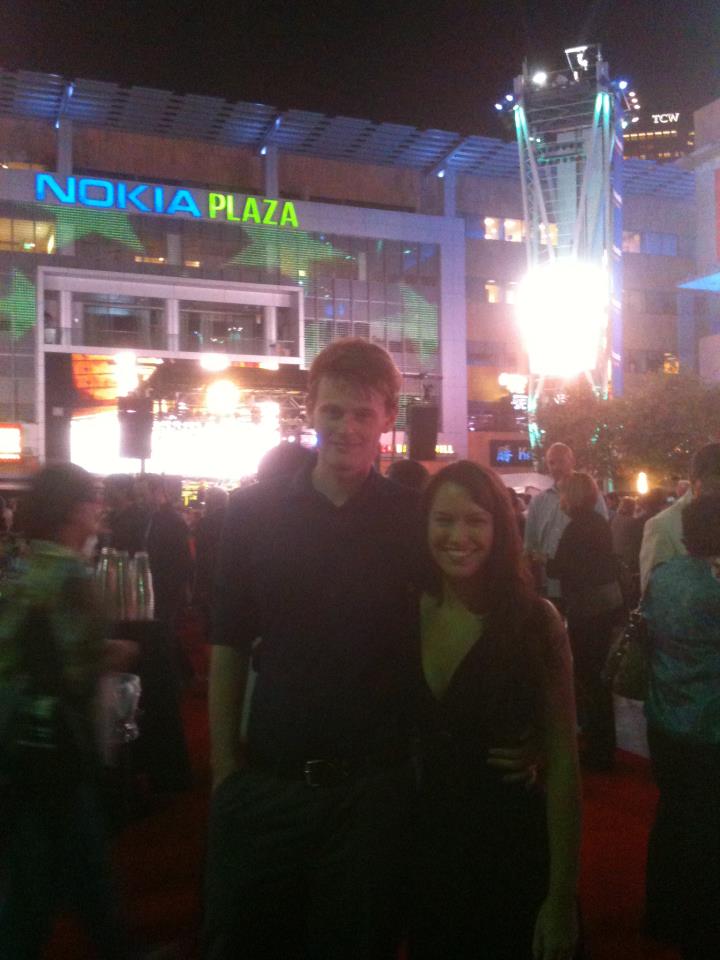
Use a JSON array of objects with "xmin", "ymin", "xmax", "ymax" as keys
[
  {"xmin": 203, "ymin": 763, "xmax": 414, "ymax": 960},
  {"xmin": 567, "ymin": 611, "xmax": 617, "ymax": 767},
  {"xmin": 0, "ymin": 778, "xmax": 128, "ymax": 960},
  {"xmin": 646, "ymin": 726, "xmax": 720, "ymax": 959}
]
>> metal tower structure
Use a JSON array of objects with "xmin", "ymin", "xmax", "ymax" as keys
[{"xmin": 511, "ymin": 45, "xmax": 625, "ymax": 447}]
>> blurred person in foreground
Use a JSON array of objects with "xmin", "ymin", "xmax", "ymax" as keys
[
  {"xmin": 193, "ymin": 486, "xmax": 229, "ymax": 632},
  {"xmin": 0, "ymin": 463, "xmax": 137, "ymax": 959},
  {"xmin": 524, "ymin": 443, "xmax": 607, "ymax": 611},
  {"xmin": 640, "ymin": 442, "xmax": 720, "ymax": 593},
  {"xmin": 408, "ymin": 461, "xmax": 581, "ymax": 960},
  {"xmin": 642, "ymin": 493, "xmax": 720, "ymax": 958},
  {"xmin": 546, "ymin": 472, "xmax": 624, "ymax": 771}
]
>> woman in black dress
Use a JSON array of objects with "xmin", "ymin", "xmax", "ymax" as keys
[{"xmin": 409, "ymin": 461, "xmax": 581, "ymax": 960}]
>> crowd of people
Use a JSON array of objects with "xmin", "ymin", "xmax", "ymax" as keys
[{"xmin": 0, "ymin": 336, "xmax": 718, "ymax": 960}]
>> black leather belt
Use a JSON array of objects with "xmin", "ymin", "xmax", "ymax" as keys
[{"xmin": 248, "ymin": 750, "xmax": 407, "ymax": 788}]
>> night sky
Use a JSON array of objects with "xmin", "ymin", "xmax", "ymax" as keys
[{"xmin": 0, "ymin": 0, "xmax": 717, "ymax": 136}]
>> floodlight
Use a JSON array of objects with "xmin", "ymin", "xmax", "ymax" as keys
[
  {"xmin": 532, "ymin": 71, "xmax": 548, "ymax": 86},
  {"xmin": 618, "ymin": 80, "xmax": 628, "ymax": 91},
  {"xmin": 495, "ymin": 102, "xmax": 503, "ymax": 111},
  {"xmin": 200, "ymin": 354, "xmax": 230, "ymax": 372},
  {"xmin": 515, "ymin": 260, "xmax": 608, "ymax": 378},
  {"xmin": 505, "ymin": 93, "xmax": 514, "ymax": 102},
  {"xmin": 206, "ymin": 379, "xmax": 240, "ymax": 417}
]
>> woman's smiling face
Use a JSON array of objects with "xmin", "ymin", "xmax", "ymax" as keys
[{"xmin": 428, "ymin": 480, "xmax": 494, "ymax": 585}]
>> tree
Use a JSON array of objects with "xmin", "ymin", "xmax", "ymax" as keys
[
  {"xmin": 614, "ymin": 373, "xmax": 720, "ymax": 479},
  {"xmin": 535, "ymin": 378, "xmax": 622, "ymax": 480},
  {"xmin": 534, "ymin": 373, "xmax": 720, "ymax": 484}
]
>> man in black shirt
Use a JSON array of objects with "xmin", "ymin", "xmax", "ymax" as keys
[{"xmin": 204, "ymin": 339, "xmax": 422, "ymax": 960}]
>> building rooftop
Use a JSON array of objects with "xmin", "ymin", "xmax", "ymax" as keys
[{"xmin": 0, "ymin": 68, "xmax": 696, "ymax": 201}]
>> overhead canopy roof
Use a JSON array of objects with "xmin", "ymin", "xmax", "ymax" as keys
[
  {"xmin": 0, "ymin": 68, "xmax": 696, "ymax": 199},
  {"xmin": 680, "ymin": 272, "xmax": 720, "ymax": 292}
]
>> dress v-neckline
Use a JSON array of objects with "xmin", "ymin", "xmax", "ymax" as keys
[{"xmin": 420, "ymin": 596, "xmax": 485, "ymax": 704}]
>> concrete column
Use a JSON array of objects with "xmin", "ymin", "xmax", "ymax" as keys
[
  {"xmin": 263, "ymin": 145, "xmax": 279, "ymax": 197},
  {"xmin": 264, "ymin": 305, "xmax": 278, "ymax": 355},
  {"xmin": 166, "ymin": 298, "xmax": 180, "ymax": 352},
  {"xmin": 442, "ymin": 169, "xmax": 457, "ymax": 219},
  {"xmin": 57, "ymin": 119, "xmax": 73, "ymax": 176},
  {"xmin": 677, "ymin": 288, "xmax": 697, "ymax": 373},
  {"xmin": 59, "ymin": 289, "xmax": 73, "ymax": 347}
]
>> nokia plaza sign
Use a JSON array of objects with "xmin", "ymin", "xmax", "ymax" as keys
[{"xmin": 35, "ymin": 173, "xmax": 300, "ymax": 228}]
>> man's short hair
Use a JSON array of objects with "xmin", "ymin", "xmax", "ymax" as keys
[
  {"xmin": 307, "ymin": 338, "xmax": 401, "ymax": 412},
  {"xmin": 690, "ymin": 442, "xmax": 720, "ymax": 484},
  {"xmin": 682, "ymin": 493, "xmax": 720, "ymax": 557}
]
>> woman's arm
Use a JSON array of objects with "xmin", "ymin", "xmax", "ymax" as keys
[{"xmin": 533, "ymin": 602, "xmax": 582, "ymax": 960}]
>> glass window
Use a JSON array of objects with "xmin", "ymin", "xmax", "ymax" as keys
[
  {"xmin": 485, "ymin": 281, "xmax": 501, "ymax": 304},
  {"xmin": 71, "ymin": 292, "xmax": 165, "ymax": 350},
  {"xmin": 179, "ymin": 300, "xmax": 268, "ymax": 355},
  {"xmin": 503, "ymin": 219, "xmax": 524, "ymax": 243},
  {"xmin": 43, "ymin": 290, "xmax": 61, "ymax": 345},
  {"xmin": 622, "ymin": 231, "xmax": 641, "ymax": 253},
  {"xmin": 483, "ymin": 217, "xmax": 501, "ymax": 241},
  {"xmin": 623, "ymin": 289, "xmax": 644, "ymax": 312}
]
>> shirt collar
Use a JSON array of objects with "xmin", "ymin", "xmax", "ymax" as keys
[{"xmin": 288, "ymin": 462, "xmax": 387, "ymax": 508}]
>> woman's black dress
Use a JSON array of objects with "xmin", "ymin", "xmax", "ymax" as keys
[{"xmin": 407, "ymin": 605, "xmax": 553, "ymax": 960}]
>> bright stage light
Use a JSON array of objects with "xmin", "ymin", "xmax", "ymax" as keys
[
  {"xmin": 200, "ymin": 353, "xmax": 230, "ymax": 372},
  {"xmin": 532, "ymin": 71, "xmax": 548, "ymax": 86},
  {"xmin": 637, "ymin": 471, "xmax": 649, "ymax": 495},
  {"xmin": 494, "ymin": 102, "xmax": 503, "ymax": 111},
  {"xmin": 515, "ymin": 260, "xmax": 608, "ymax": 378},
  {"xmin": 205, "ymin": 379, "xmax": 240, "ymax": 417},
  {"xmin": 618, "ymin": 80, "xmax": 628, "ymax": 91}
]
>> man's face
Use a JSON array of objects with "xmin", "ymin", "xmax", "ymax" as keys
[
  {"xmin": 547, "ymin": 447, "xmax": 574, "ymax": 486},
  {"xmin": 310, "ymin": 376, "xmax": 396, "ymax": 478}
]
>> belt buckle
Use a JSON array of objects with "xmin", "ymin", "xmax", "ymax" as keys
[{"xmin": 303, "ymin": 758, "xmax": 345, "ymax": 787}]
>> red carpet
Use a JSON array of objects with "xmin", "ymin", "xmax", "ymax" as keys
[{"xmin": 45, "ymin": 646, "xmax": 681, "ymax": 959}]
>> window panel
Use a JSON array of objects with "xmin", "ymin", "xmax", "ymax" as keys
[{"xmin": 483, "ymin": 217, "xmax": 500, "ymax": 241}]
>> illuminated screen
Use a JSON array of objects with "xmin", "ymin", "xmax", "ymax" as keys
[{"xmin": 70, "ymin": 409, "xmax": 280, "ymax": 481}]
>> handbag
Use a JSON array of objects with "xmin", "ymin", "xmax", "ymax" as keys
[{"xmin": 601, "ymin": 608, "xmax": 650, "ymax": 701}]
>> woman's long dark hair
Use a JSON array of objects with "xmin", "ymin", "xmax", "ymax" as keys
[{"xmin": 422, "ymin": 461, "xmax": 549, "ymax": 709}]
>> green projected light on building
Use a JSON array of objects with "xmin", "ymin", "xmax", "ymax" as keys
[
  {"xmin": 0, "ymin": 269, "xmax": 36, "ymax": 339},
  {"xmin": 36, "ymin": 203, "xmax": 144, "ymax": 252},
  {"xmin": 230, "ymin": 224, "xmax": 350, "ymax": 276},
  {"xmin": 391, "ymin": 284, "xmax": 439, "ymax": 366}
]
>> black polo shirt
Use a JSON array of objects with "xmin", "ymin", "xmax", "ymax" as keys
[{"xmin": 212, "ymin": 464, "xmax": 424, "ymax": 763}]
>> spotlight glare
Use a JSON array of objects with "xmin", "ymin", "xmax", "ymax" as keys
[
  {"xmin": 516, "ymin": 260, "xmax": 608, "ymax": 378},
  {"xmin": 618, "ymin": 80, "xmax": 628, "ymax": 91},
  {"xmin": 495, "ymin": 102, "xmax": 503, "ymax": 111},
  {"xmin": 532, "ymin": 71, "xmax": 548, "ymax": 86},
  {"xmin": 505, "ymin": 93, "xmax": 514, "ymax": 102}
]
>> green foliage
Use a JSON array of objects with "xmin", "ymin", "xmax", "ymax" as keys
[
  {"xmin": 534, "ymin": 373, "xmax": 720, "ymax": 483},
  {"xmin": 535, "ymin": 378, "xmax": 622, "ymax": 479},
  {"xmin": 615, "ymin": 374, "xmax": 720, "ymax": 478}
]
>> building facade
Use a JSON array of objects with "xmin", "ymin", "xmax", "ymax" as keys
[{"xmin": 0, "ymin": 69, "xmax": 701, "ymax": 480}]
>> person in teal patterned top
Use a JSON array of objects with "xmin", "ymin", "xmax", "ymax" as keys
[
  {"xmin": 0, "ymin": 464, "xmax": 136, "ymax": 960},
  {"xmin": 642, "ymin": 493, "xmax": 720, "ymax": 958}
]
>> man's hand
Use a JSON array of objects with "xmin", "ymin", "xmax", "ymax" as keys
[{"xmin": 487, "ymin": 728, "xmax": 540, "ymax": 785}]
